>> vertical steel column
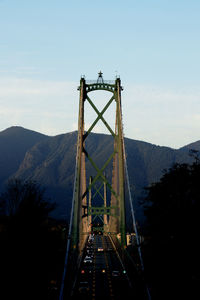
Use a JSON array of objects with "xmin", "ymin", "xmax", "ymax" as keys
[
  {"xmin": 88, "ymin": 176, "xmax": 92, "ymax": 229},
  {"xmin": 115, "ymin": 78, "xmax": 126, "ymax": 248},
  {"xmin": 104, "ymin": 180, "xmax": 108, "ymax": 229},
  {"xmin": 72, "ymin": 77, "xmax": 85, "ymax": 249}
]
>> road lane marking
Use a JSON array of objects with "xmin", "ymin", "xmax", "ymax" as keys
[
  {"xmin": 101, "ymin": 236, "xmax": 115, "ymax": 300},
  {"xmin": 92, "ymin": 236, "xmax": 97, "ymax": 299}
]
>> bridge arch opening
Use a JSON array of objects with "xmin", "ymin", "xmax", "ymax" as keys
[{"xmin": 84, "ymin": 89, "xmax": 116, "ymax": 136}]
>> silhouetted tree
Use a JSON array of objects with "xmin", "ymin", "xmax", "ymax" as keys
[
  {"xmin": 0, "ymin": 178, "xmax": 54, "ymax": 217},
  {"xmin": 0, "ymin": 179, "xmax": 59, "ymax": 300},
  {"xmin": 142, "ymin": 162, "xmax": 200, "ymax": 299}
]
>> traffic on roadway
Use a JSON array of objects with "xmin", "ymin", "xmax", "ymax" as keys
[{"xmin": 72, "ymin": 233, "xmax": 132, "ymax": 299}]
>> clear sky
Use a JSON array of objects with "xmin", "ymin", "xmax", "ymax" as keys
[{"xmin": 0, "ymin": 0, "xmax": 200, "ymax": 148}]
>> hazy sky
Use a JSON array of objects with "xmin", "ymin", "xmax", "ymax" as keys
[{"xmin": 0, "ymin": 0, "xmax": 200, "ymax": 148}]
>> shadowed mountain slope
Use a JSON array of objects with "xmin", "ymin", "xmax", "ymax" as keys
[
  {"xmin": 0, "ymin": 126, "xmax": 48, "ymax": 189},
  {"xmin": 0, "ymin": 127, "xmax": 196, "ymax": 222}
]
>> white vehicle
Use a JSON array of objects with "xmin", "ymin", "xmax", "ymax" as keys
[
  {"xmin": 86, "ymin": 251, "xmax": 94, "ymax": 258},
  {"xmin": 85, "ymin": 255, "xmax": 92, "ymax": 259},
  {"xmin": 88, "ymin": 234, "xmax": 94, "ymax": 241},
  {"xmin": 83, "ymin": 256, "xmax": 93, "ymax": 264}
]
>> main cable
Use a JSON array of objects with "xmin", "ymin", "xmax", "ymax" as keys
[
  {"xmin": 122, "ymin": 139, "xmax": 144, "ymax": 270},
  {"xmin": 122, "ymin": 136, "xmax": 152, "ymax": 300},
  {"xmin": 59, "ymin": 136, "xmax": 79, "ymax": 300}
]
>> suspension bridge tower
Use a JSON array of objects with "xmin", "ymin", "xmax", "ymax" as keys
[{"xmin": 71, "ymin": 72, "xmax": 127, "ymax": 252}]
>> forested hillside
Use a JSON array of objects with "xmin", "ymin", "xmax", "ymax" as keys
[{"xmin": 0, "ymin": 126, "xmax": 196, "ymax": 223}]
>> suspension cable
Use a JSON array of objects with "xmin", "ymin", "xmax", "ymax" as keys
[
  {"xmin": 122, "ymin": 137, "xmax": 152, "ymax": 300},
  {"xmin": 122, "ymin": 139, "xmax": 144, "ymax": 270},
  {"xmin": 117, "ymin": 86, "xmax": 144, "ymax": 266},
  {"xmin": 59, "ymin": 136, "xmax": 79, "ymax": 300}
]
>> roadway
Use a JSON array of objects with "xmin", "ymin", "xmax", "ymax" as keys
[{"xmin": 71, "ymin": 234, "xmax": 133, "ymax": 299}]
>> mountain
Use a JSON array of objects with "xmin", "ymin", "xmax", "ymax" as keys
[
  {"xmin": 0, "ymin": 126, "xmax": 48, "ymax": 189},
  {"xmin": 180, "ymin": 140, "xmax": 200, "ymax": 151},
  {"xmin": 0, "ymin": 126, "xmax": 196, "ymax": 223}
]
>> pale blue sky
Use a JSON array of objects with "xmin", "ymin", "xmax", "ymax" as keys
[{"xmin": 0, "ymin": 0, "xmax": 200, "ymax": 148}]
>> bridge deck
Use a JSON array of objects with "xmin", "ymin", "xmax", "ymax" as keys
[{"xmin": 71, "ymin": 235, "xmax": 136, "ymax": 299}]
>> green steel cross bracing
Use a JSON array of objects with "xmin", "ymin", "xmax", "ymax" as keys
[
  {"xmin": 82, "ymin": 148, "xmax": 118, "ymax": 200},
  {"xmin": 93, "ymin": 181, "xmax": 104, "ymax": 199},
  {"xmin": 84, "ymin": 95, "xmax": 115, "ymax": 138},
  {"xmin": 93, "ymin": 184, "xmax": 104, "ymax": 202}
]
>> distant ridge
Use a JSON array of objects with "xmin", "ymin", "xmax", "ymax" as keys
[
  {"xmin": 0, "ymin": 126, "xmax": 47, "ymax": 138},
  {"xmin": 180, "ymin": 140, "xmax": 200, "ymax": 151},
  {"xmin": 0, "ymin": 126, "xmax": 49, "ymax": 187},
  {"xmin": 0, "ymin": 126, "xmax": 197, "ymax": 222}
]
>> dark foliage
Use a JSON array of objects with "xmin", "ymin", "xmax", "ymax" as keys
[
  {"xmin": 0, "ymin": 179, "xmax": 66, "ymax": 300},
  {"xmin": 142, "ymin": 162, "xmax": 200, "ymax": 299},
  {"xmin": 0, "ymin": 178, "xmax": 55, "ymax": 217}
]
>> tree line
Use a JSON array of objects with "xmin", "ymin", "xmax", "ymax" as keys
[
  {"xmin": 141, "ymin": 153, "xmax": 200, "ymax": 299},
  {"xmin": 1, "ymin": 154, "xmax": 200, "ymax": 299},
  {"xmin": 0, "ymin": 179, "xmax": 67, "ymax": 300}
]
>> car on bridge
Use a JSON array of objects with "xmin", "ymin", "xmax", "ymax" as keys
[
  {"xmin": 106, "ymin": 247, "xmax": 114, "ymax": 252},
  {"xmin": 86, "ymin": 243, "xmax": 93, "ymax": 249},
  {"xmin": 81, "ymin": 268, "xmax": 93, "ymax": 275},
  {"xmin": 88, "ymin": 234, "xmax": 94, "ymax": 242},
  {"xmin": 86, "ymin": 248, "xmax": 94, "ymax": 253},
  {"xmin": 86, "ymin": 251, "xmax": 94, "ymax": 258},
  {"xmin": 97, "ymin": 247, "xmax": 104, "ymax": 252},
  {"xmin": 78, "ymin": 281, "xmax": 90, "ymax": 294},
  {"xmin": 112, "ymin": 270, "xmax": 120, "ymax": 278},
  {"xmin": 83, "ymin": 256, "xmax": 93, "ymax": 264}
]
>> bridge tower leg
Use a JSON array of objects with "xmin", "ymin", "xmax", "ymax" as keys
[
  {"xmin": 109, "ymin": 77, "xmax": 126, "ymax": 248},
  {"xmin": 72, "ymin": 73, "xmax": 126, "ymax": 252},
  {"xmin": 72, "ymin": 77, "xmax": 89, "ymax": 251},
  {"xmin": 116, "ymin": 78, "xmax": 126, "ymax": 247},
  {"xmin": 103, "ymin": 180, "xmax": 108, "ymax": 230}
]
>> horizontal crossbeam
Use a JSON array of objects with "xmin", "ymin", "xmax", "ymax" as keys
[
  {"xmin": 88, "ymin": 206, "xmax": 117, "ymax": 217},
  {"xmin": 92, "ymin": 226, "xmax": 104, "ymax": 232},
  {"xmin": 85, "ymin": 83, "xmax": 115, "ymax": 93}
]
